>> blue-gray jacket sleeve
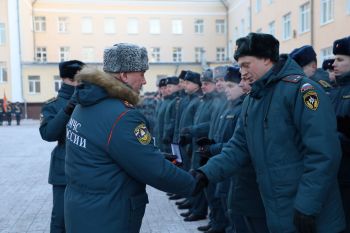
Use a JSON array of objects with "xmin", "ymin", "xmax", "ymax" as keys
[
  {"xmin": 108, "ymin": 109, "xmax": 195, "ymax": 196},
  {"xmin": 199, "ymin": 116, "xmax": 250, "ymax": 183},
  {"xmin": 292, "ymin": 82, "xmax": 341, "ymax": 215},
  {"xmin": 39, "ymin": 103, "xmax": 71, "ymax": 142}
]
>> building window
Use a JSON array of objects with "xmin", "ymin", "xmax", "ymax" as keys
[
  {"xmin": 82, "ymin": 17, "xmax": 93, "ymax": 33},
  {"xmin": 35, "ymin": 47, "xmax": 47, "ymax": 63},
  {"xmin": 0, "ymin": 23, "xmax": 5, "ymax": 44},
  {"xmin": 172, "ymin": 47, "xmax": 182, "ymax": 62},
  {"xmin": 321, "ymin": 0, "xmax": 334, "ymax": 24},
  {"xmin": 54, "ymin": 75, "xmax": 62, "ymax": 92},
  {"xmin": 172, "ymin": 20, "xmax": 183, "ymax": 34},
  {"xmin": 82, "ymin": 47, "xmax": 95, "ymax": 62},
  {"xmin": 150, "ymin": 47, "xmax": 160, "ymax": 62},
  {"xmin": 216, "ymin": 47, "xmax": 225, "ymax": 62},
  {"xmin": 194, "ymin": 19, "xmax": 204, "ymax": 34},
  {"xmin": 320, "ymin": 47, "xmax": 333, "ymax": 61},
  {"xmin": 300, "ymin": 2, "xmax": 310, "ymax": 33},
  {"xmin": 0, "ymin": 65, "xmax": 7, "ymax": 82},
  {"xmin": 216, "ymin": 19, "xmax": 225, "ymax": 34},
  {"xmin": 268, "ymin": 21, "xmax": 275, "ymax": 36},
  {"xmin": 59, "ymin": 47, "xmax": 70, "ymax": 62},
  {"xmin": 256, "ymin": 0, "xmax": 262, "ymax": 13},
  {"xmin": 149, "ymin": 19, "xmax": 160, "ymax": 34},
  {"xmin": 28, "ymin": 76, "xmax": 40, "ymax": 94},
  {"xmin": 195, "ymin": 47, "xmax": 204, "ymax": 63},
  {"xmin": 34, "ymin": 16, "xmax": 46, "ymax": 32},
  {"xmin": 282, "ymin": 13, "xmax": 291, "ymax": 40},
  {"xmin": 58, "ymin": 17, "xmax": 68, "ymax": 33},
  {"xmin": 128, "ymin": 18, "xmax": 139, "ymax": 34},
  {"xmin": 240, "ymin": 19, "xmax": 245, "ymax": 36},
  {"xmin": 104, "ymin": 18, "xmax": 116, "ymax": 34}
]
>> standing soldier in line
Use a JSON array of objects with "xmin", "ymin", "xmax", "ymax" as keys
[
  {"xmin": 192, "ymin": 33, "xmax": 345, "ymax": 233},
  {"xmin": 330, "ymin": 36, "xmax": 350, "ymax": 233},
  {"xmin": 39, "ymin": 60, "xmax": 85, "ymax": 233},
  {"xmin": 322, "ymin": 58, "xmax": 336, "ymax": 86},
  {"xmin": 0, "ymin": 100, "xmax": 4, "ymax": 126},
  {"xmin": 154, "ymin": 78, "xmax": 167, "ymax": 148},
  {"xmin": 6, "ymin": 101, "xmax": 12, "ymax": 126},
  {"xmin": 290, "ymin": 45, "xmax": 333, "ymax": 92},
  {"xmin": 64, "ymin": 43, "xmax": 195, "ymax": 233},
  {"xmin": 14, "ymin": 102, "xmax": 22, "ymax": 125}
]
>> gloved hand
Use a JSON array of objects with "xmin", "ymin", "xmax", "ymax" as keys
[
  {"xmin": 337, "ymin": 115, "xmax": 350, "ymax": 138},
  {"xmin": 64, "ymin": 99, "xmax": 77, "ymax": 116},
  {"xmin": 179, "ymin": 134, "xmax": 191, "ymax": 146},
  {"xmin": 293, "ymin": 209, "xmax": 316, "ymax": 233},
  {"xmin": 196, "ymin": 137, "xmax": 215, "ymax": 146},
  {"xmin": 163, "ymin": 152, "xmax": 177, "ymax": 161},
  {"xmin": 197, "ymin": 145, "xmax": 212, "ymax": 159},
  {"xmin": 190, "ymin": 170, "xmax": 209, "ymax": 196}
]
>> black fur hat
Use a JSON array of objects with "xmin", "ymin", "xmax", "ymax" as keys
[
  {"xmin": 234, "ymin": 33, "xmax": 279, "ymax": 62},
  {"xmin": 224, "ymin": 66, "xmax": 241, "ymax": 83},
  {"xmin": 322, "ymin": 59, "xmax": 335, "ymax": 71},
  {"xmin": 59, "ymin": 60, "xmax": 85, "ymax": 79},
  {"xmin": 290, "ymin": 45, "xmax": 317, "ymax": 67},
  {"xmin": 166, "ymin": 76, "xmax": 179, "ymax": 85},
  {"xmin": 184, "ymin": 71, "xmax": 201, "ymax": 86},
  {"xmin": 333, "ymin": 36, "xmax": 350, "ymax": 56},
  {"xmin": 178, "ymin": 70, "xmax": 188, "ymax": 80}
]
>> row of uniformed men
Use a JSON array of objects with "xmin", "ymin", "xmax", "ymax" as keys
[
  {"xmin": 0, "ymin": 101, "xmax": 22, "ymax": 126},
  {"xmin": 141, "ymin": 34, "xmax": 350, "ymax": 233}
]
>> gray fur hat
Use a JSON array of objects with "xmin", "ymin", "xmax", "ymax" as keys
[{"xmin": 103, "ymin": 43, "xmax": 149, "ymax": 73}]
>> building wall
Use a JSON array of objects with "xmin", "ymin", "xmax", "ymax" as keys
[{"xmin": 0, "ymin": 0, "xmax": 11, "ymax": 99}]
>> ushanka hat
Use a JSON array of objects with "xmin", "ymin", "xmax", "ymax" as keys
[
  {"xmin": 333, "ymin": 36, "xmax": 350, "ymax": 56},
  {"xmin": 166, "ymin": 76, "xmax": 179, "ymax": 85},
  {"xmin": 322, "ymin": 58, "xmax": 335, "ymax": 71},
  {"xmin": 201, "ymin": 69, "xmax": 214, "ymax": 83},
  {"xmin": 103, "ymin": 43, "xmax": 149, "ymax": 73},
  {"xmin": 234, "ymin": 33, "xmax": 279, "ymax": 62},
  {"xmin": 290, "ymin": 45, "xmax": 317, "ymax": 67},
  {"xmin": 224, "ymin": 66, "xmax": 241, "ymax": 83},
  {"xmin": 184, "ymin": 71, "xmax": 201, "ymax": 86},
  {"xmin": 59, "ymin": 60, "xmax": 85, "ymax": 79}
]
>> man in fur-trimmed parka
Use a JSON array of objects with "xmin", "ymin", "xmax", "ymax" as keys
[{"xmin": 64, "ymin": 43, "xmax": 195, "ymax": 233}]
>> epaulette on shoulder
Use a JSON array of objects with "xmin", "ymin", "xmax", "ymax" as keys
[
  {"xmin": 123, "ymin": 100, "xmax": 135, "ymax": 109},
  {"xmin": 318, "ymin": 80, "xmax": 333, "ymax": 88},
  {"xmin": 45, "ymin": 97, "xmax": 57, "ymax": 104},
  {"xmin": 282, "ymin": 75, "xmax": 302, "ymax": 83}
]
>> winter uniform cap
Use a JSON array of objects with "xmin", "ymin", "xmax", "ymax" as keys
[
  {"xmin": 103, "ymin": 43, "xmax": 149, "ymax": 73},
  {"xmin": 201, "ymin": 69, "xmax": 214, "ymax": 83},
  {"xmin": 224, "ymin": 66, "xmax": 241, "ymax": 83},
  {"xmin": 178, "ymin": 70, "xmax": 188, "ymax": 80},
  {"xmin": 158, "ymin": 78, "xmax": 167, "ymax": 87},
  {"xmin": 59, "ymin": 60, "xmax": 85, "ymax": 79},
  {"xmin": 322, "ymin": 58, "xmax": 335, "ymax": 71},
  {"xmin": 333, "ymin": 36, "xmax": 350, "ymax": 56},
  {"xmin": 290, "ymin": 45, "xmax": 317, "ymax": 67},
  {"xmin": 234, "ymin": 33, "xmax": 280, "ymax": 62},
  {"xmin": 166, "ymin": 76, "xmax": 179, "ymax": 85},
  {"xmin": 213, "ymin": 66, "xmax": 228, "ymax": 80},
  {"xmin": 184, "ymin": 71, "xmax": 201, "ymax": 86}
]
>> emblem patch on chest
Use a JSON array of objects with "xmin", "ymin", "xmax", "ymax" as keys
[
  {"xmin": 134, "ymin": 123, "xmax": 151, "ymax": 145},
  {"xmin": 303, "ymin": 90, "xmax": 319, "ymax": 111}
]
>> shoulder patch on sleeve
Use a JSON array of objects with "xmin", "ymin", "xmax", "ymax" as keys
[
  {"xmin": 303, "ymin": 90, "xmax": 319, "ymax": 111},
  {"xmin": 134, "ymin": 123, "xmax": 152, "ymax": 145},
  {"xmin": 282, "ymin": 75, "xmax": 302, "ymax": 83},
  {"xmin": 300, "ymin": 83, "xmax": 315, "ymax": 93},
  {"xmin": 318, "ymin": 80, "xmax": 333, "ymax": 88},
  {"xmin": 45, "ymin": 97, "xmax": 57, "ymax": 104}
]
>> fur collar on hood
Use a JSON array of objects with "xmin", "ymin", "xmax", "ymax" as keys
[{"xmin": 75, "ymin": 67, "xmax": 139, "ymax": 105}]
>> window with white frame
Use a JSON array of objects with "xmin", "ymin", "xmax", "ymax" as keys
[
  {"xmin": 240, "ymin": 19, "xmax": 245, "ymax": 36},
  {"xmin": 149, "ymin": 19, "xmax": 160, "ymax": 34},
  {"xmin": 104, "ymin": 18, "xmax": 116, "ymax": 34},
  {"xmin": 35, "ymin": 47, "xmax": 47, "ymax": 63},
  {"xmin": 268, "ymin": 21, "xmax": 275, "ymax": 36},
  {"xmin": 256, "ymin": 0, "xmax": 262, "ymax": 13},
  {"xmin": 0, "ymin": 64, "xmax": 7, "ymax": 82},
  {"xmin": 128, "ymin": 18, "xmax": 139, "ymax": 34},
  {"xmin": 194, "ymin": 19, "xmax": 204, "ymax": 34},
  {"xmin": 321, "ymin": 0, "xmax": 334, "ymax": 24},
  {"xmin": 59, "ymin": 47, "xmax": 70, "ymax": 62},
  {"xmin": 34, "ymin": 16, "xmax": 46, "ymax": 32},
  {"xmin": 320, "ymin": 47, "xmax": 333, "ymax": 61},
  {"xmin": 216, "ymin": 19, "xmax": 225, "ymax": 34},
  {"xmin": 195, "ymin": 47, "xmax": 204, "ymax": 63},
  {"xmin": 216, "ymin": 47, "xmax": 225, "ymax": 62},
  {"xmin": 82, "ymin": 17, "xmax": 93, "ymax": 33},
  {"xmin": 150, "ymin": 47, "xmax": 160, "ymax": 62},
  {"xmin": 172, "ymin": 20, "xmax": 183, "ymax": 34},
  {"xmin": 28, "ymin": 76, "xmax": 40, "ymax": 94},
  {"xmin": 300, "ymin": 2, "xmax": 310, "ymax": 33},
  {"xmin": 0, "ymin": 23, "xmax": 5, "ymax": 44},
  {"xmin": 82, "ymin": 47, "xmax": 95, "ymax": 62},
  {"xmin": 54, "ymin": 75, "xmax": 62, "ymax": 92},
  {"xmin": 58, "ymin": 17, "xmax": 68, "ymax": 33},
  {"xmin": 172, "ymin": 47, "xmax": 182, "ymax": 62},
  {"xmin": 282, "ymin": 13, "xmax": 291, "ymax": 40}
]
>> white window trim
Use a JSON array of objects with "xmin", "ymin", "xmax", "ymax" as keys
[
  {"xmin": 282, "ymin": 13, "xmax": 292, "ymax": 41},
  {"xmin": 58, "ymin": 17, "xmax": 68, "ymax": 33},
  {"xmin": 82, "ymin": 17, "xmax": 93, "ymax": 34},
  {"xmin": 128, "ymin": 18, "xmax": 139, "ymax": 34},
  {"xmin": 172, "ymin": 19, "xmax": 183, "ymax": 34},
  {"xmin": 149, "ymin": 19, "xmax": 160, "ymax": 34},
  {"xmin": 299, "ymin": 2, "xmax": 310, "ymax": 34},
  {"xmin": 194, "ymin": 19, "xmax": 204, "ymax": 34},
  {"xmin": 104, "ymin": 18, "xmax": 116, "ymax": 34},
  {"xmin": 28, "ymin": 76, "xmax": 40, "ymax": 94},
  {"xmin": 320, "ymin": 0, "xmax": 334, "ymax": 25},
  {"xmin": 215, "ymin": 19, "xmax": 225, "ymax": 34}
]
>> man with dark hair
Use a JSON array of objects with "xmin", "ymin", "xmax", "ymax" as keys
[
  {"xmin": 39, "ymin": 60, "xmax": 85, "ymax": 233},
  {"xmin": 192, "ymin": 33, "xmax": 345, "ymax": 233}
]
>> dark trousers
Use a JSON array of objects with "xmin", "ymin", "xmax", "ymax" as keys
[
  {"xmin": 205, "ymin": 182, "xmax": 227, "ymax": 231},
  {"xmin": 340, "ymin": 185, "xmax": 350, "ymax": 233},
  {"xmin": 190, "ymin": 190, "xmax": 208, "ymax": 216},
  {"xmin": 228, "ymin": 214, "xmax": 269, "ymax": 233},
  {"xmin": 51, "ymin": 185, "xmax": 66, "ymax": 233}
]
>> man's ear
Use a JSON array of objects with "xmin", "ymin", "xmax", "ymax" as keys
[{"xmin": 120, "ymin": 72, "xmax": 128, "ymax": 82}]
